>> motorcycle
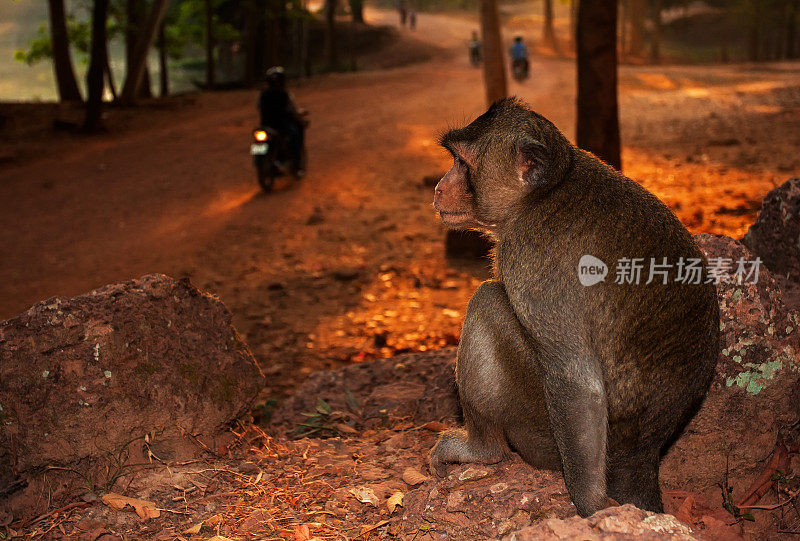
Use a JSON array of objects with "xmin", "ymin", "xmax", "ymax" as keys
[
  {"xmin": 250, "ymin": 116, "xmax": 308, "ymax": 193},
  {"xmin": 469, "ymin": 42, "xmax": 482, "ymax": 66},
  {"xmin": 511, "ymin": 58, "xmax": 529, "ymax": 81}
]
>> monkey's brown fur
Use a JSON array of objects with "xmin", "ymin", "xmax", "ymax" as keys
[{"xmin": 430, "ymin": 98, "xmax": 719, "ymax": 517}]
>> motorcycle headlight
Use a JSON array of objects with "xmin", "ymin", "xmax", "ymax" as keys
[{"xmin": 254, "ymin": 130, "xmax": 268, "ymax": 142}]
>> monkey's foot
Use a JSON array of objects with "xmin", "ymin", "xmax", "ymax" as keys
[{"xmin": 429, "ymin": 428, "xmax": 505, "ymax": 477}]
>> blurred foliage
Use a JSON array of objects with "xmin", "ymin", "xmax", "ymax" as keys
[{"xmin": 14, "ymin": 14, "xmax": 108, "ymax": 65}]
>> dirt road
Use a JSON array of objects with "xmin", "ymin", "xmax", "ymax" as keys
[{"xmin": 2, "ymin": 9, "xmax": 798, "ymax": 396}]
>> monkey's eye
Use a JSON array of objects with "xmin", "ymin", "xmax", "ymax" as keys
[
  {"xmin": 460, "ymin": 161, "xmax": 475, "ymax": 193},
  {"xmin": 452, "ymin": 155, "xmax": 474, "ymax": 194}
]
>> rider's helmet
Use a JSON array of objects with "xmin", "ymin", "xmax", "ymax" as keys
[
  {"xmin": 266, "ymin": 66, "xmax": 286, "ymax": 90},
  {"xmin": 514, "ymin": 35, "xmax": 523, "ymax": 43}
]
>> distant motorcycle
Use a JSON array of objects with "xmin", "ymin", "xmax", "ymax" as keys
[
  {"xmin": 249, "ymin": 117, "xmax": 308, "ymax": 193},
  {"xmin": 511, "ymin": 58, "xmax": 529, "ymax": 81},
  {"xmin": 469, "ymin": 42, "xmax": 482, "ymax": 66}
]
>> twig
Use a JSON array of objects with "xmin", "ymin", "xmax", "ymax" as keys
[
  {"xmin": 189, "ymin": 433, "xmax": 222, "ymax": 458},
  {"xmin": 738, "ymin": 442, "xmax": 791, "ymax": 508},
  {"xmin": 156, "ymin": 507, "xmax": 193, "ymax": 515},
  {"xmin": 738, "ymin": 488, "xmax": 800, "ymax": 511},
  {"xmin": 19, "ymin": 501, "xmax": 92, "ymax": 528},
  {"xmin": 357, "ymin": 520, "xmax": 390, "ymax": 538}
]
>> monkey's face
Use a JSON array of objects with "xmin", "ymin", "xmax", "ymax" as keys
[
  {"xmin": 434, "ymin": 99, "xmax": 561, "ymax": 232},
  {"xmin": 433, "ymin": 144, "xmax": 489, "ymax": 230}
]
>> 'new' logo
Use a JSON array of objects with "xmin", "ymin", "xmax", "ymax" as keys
[{"xmin": 578, "ymin": 255, "xmax": 608, "ymax": 286}]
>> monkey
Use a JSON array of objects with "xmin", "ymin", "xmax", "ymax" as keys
[{"xmin": 429, "ymin": 98, "xmax": 719, "ymax": 518}]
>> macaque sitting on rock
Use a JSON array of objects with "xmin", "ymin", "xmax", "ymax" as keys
[{"xmin": 429, "ymin": 98, "xmax": 719, "ymax": 518}]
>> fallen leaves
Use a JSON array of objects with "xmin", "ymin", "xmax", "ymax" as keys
[
  {"xmin": 101, "ymin": 493, "xmax": 159, "ymax": 519},
  {"xmin": 182, "ymin": 514, "xmax": 223, "ymax": 535},
  {"xmin": 420, "ymin": 421, "xmax": 448, "ymax": 432},
  {"xmin": 387, "ymin": 491, "xmax": 404, "ymax": 514},
  {"xmin": 349, "ymin": 486, "xmax": 379, "ymax": 507},
  {"xmin": 402, "ymin": 467, "xmax": 428, "ymax": 486}
]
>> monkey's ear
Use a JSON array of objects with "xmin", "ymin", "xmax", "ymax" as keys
[{"xmin": 516, "ymin": 138, "xmax": 549, "ymax": 186}]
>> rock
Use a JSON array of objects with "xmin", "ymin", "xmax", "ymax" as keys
[
  {"xmin": 504, "ymin": 504, "xmax": 696, "ymax": 540},
  {"xmin": 271, "ymin": 349, "xmax": 459, "ymax": 429},
  {"xmin": 0, "ymin": 275, "xmax": 262, "ymax": 487},
  {"xmin": 270, "ymin": 234, "xmax": 797, "ymax": 539},
  {"xmin": 742, "ymin": 177, "xmax": 800, "ymax": 283},
  {"xmin": 662, "ymin": 235, "xmax": 800, "ymax": 504}
]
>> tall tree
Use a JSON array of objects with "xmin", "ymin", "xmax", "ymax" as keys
[
  {"xmin": 120, "ymin": 0, "xmax": 169, "ymax": 104},
  {"xmin": 748, "ymin": 0, "xmax": 764, "ymax": 61},
  {"xmin": 158, "ymin": 20, "xmax": 169, "ymax": 96},
  {"xmin": 324, "ymin": 0, "xmax": 338, "ymax": 69},
  {"xmin": 85, "ymin": 0, "xmax": 110, "ymax": 132},
  {"xmin": 350, "ymin": 0, "xmax": 364, "ymax": 23},
  {"xmin": 576, "ymin": 0, "xmax": 620, "ymax": 169},
  {"xmin": 47, "ymin": 0, "xmax": 82, "ymax": 102},
  {"xmin": 570, "ymin": 0, "xmax": 578, "ymax": 50},
  {"xmin": 480, "ymin": 0, "xmax": 507, "ymax": 104},
  {"xmin": 126, "ymin": 0, "xmax": 153, "ymax": 98},
  {"xmin": 627, "ymin": 0, "xmax": 645, "ymax": 56},
  {"xmin": 205, "ymin": 0, "xmax": 216, "ymax": 88},
  {"xmin": 543, "ymin": 0, "xmax": 559, "ymax": 52},
  {"xmin": 787, "ymin": 0, "xmax": 799, "ymax": 58},
  {"xmin": 650, "ymin": 0, "xmax": 662, "ymax": 63}
]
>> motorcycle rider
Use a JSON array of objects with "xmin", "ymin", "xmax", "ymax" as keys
[
  {"xmin": 468, "ymin": 30, "xmax": 482, "ymax": 66},
  {"xmin": 509, "ymin": 35, "xmax": 529, "ymax": 77},
  {"xmin": 257, "ymin": 66, "xmax": 305, "ymax": 177}
]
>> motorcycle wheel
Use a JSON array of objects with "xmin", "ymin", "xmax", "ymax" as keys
[
  {"xmin": 294, "ymin": 147, "xmax": 308, "ymax": 180},
  {"xmin": 257, "ymin": 165, "xmax": 275, "ymax": 193}
]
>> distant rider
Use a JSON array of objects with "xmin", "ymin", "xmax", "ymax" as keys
[
  {"xmin": 510, "ymin": 35, "xmax": 529, "ymax": 74},
  {"xmin": 468, "ymin": 30, "xmax": 482, "ymax": 66},
  {"xmin": 257, "ymin": 66, "xmax": 305, "ymax": 176}
]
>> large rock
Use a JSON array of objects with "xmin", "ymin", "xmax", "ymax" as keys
[
  {"xmin": 662, "ymin": 235, "xmax": 800, "ymax": 504},
  {"xmin": 742, "ymin": 177, "xmax": 800, "ymax": 283},
  {"xmin": 0, "ymin": 274, "xmax": 263, "ymax": 485},
  {"xmin": 503, "ymin": 504, "xmax": 696, "ymax": 540},
  {"xmin": 272, "ymin": 234, "xmax": 798, "ymax": 539}
]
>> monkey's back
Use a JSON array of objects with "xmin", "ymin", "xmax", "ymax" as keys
[{"xmin": 496, "ymin": 148, "xmax": 719, "ymax": 453}]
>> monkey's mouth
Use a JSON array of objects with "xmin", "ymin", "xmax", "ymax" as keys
[{"xmin": 438, "ymin": 211, "xmax": 473, "ymax": 228}]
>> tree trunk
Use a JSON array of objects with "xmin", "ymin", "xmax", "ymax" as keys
[
  {"xmin": 104, "ymin": 43, "xmax": 117, "ymax": 101},
  {"xmin": 47, "ymin": 0, "xmax": 82, "ymax": 102},
  {"xmin": 787, "ymin": 0, "xmax": 799, "ymax": 59},
  {"xmin": 243, "ymin": 0, "xmax": 256, "ymax": 85},
  {"xmin": 748, "ymin": 0, "xmax": 762, "ymax": 61},
  {"xmin": 205, "ymin": 0, "xmax": 216, "ymax": 88},
  {"xmin": 619, "ymin": 0, "xmax": 627, "ymax": 59},
  {"xmin": 325, "ymin": 0, "xmax": 338, "ymax": 70},
  {"xmin": 126, "ymin": 0, "xmax": 153, "ymax": 99},
  {"xmin": 350, "ymin": 0, "xmax": 364, "ymax": 23},
  {"xmin": 158, "ymin": 21, "xmax": 168, "ymax": 96},
  {"xmin": 570, "ymin": 0, "xmax": 578, "ymax": 50},
  {"xmin": 650, "ymin": 0, "xmax": 661, "ymax": 63},
  {"xmin": 120, "ymin": 0, "xmax": 168, "ymax": 104},
  {"xmin": 302, "ymin": 18, "xmax": 310, "ymax": 76},
  {"xmin": 480, "ymin": 0, "xmax": 507, "ymax": 105},
  {"xmin": 84, "ymin": 0, "xmax": 110, "ymax": 132},
  {"xmin": 543, "ymin": 0, "xmax": 559, "ymax": 52},
  {"xmin": 576, "ymin": 0, "xmax": 620, "ymax": 169},
  {"xmin": 627, "ymin": 0, "xmax": 644, "ymax": 56}
]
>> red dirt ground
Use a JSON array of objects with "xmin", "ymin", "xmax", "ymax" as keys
[{"xmin": 2, "ymin": 9, "xmax": 798, "ymax": 401}]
